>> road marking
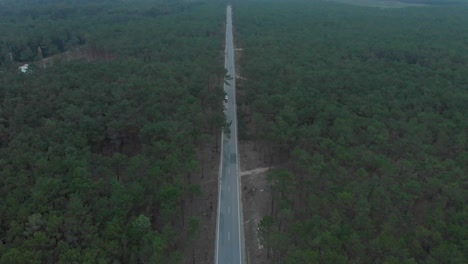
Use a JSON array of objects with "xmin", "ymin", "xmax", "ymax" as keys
[
  {"xmin": 229, "ymin": 5, "xmax": 243, "ymax": 264},
  {"xmin": 217, "ymin": 5, "xmax": 243, "ymax": 264}
]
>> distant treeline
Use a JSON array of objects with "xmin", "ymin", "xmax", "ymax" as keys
[
  {"xmin": 398, "ymin": 0, "xmax": 467, "ymax": 5},
  {"xmin": 0, "ymin": 0, "xmax": 203, "ymax": 63}
]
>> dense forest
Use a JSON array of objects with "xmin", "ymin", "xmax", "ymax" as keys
[
  {"xmin": 0, "ymin": 0, "xmax": 216, "ymax": 63},
  {"xmin": 235, "ymin": 1, "xmax": 467, "ymax": 263},
  {"xmin": 0, "ymin": 0, "xmax": 226, "ymax": 263}
]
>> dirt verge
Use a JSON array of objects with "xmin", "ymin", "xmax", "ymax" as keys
[
  {"xmin": 239, "ymin": 141, "xmax": 271, "ymax": 264},
  {"xmin": 181, "ymin": 141, "xmax": 219, "ymax": 264}
]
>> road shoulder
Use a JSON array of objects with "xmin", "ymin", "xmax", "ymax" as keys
[{"xmin": 239, "ymin": 141, "xmax": 271, "ymax": 264}]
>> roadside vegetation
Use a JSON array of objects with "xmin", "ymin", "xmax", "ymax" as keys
[
  {"xmin": 235, "ymin": 1, "xmax": 467, "ymax": 263},
  {"xmin": 0, "ymin": 0, "xmax": 225, "ymax": 263}
]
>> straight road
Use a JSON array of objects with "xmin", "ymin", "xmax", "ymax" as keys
[{"xmin": 215, "ymin": 5, "xmax": 243, "ymax": 264}]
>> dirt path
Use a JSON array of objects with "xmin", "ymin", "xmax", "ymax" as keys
[{"xmin": 240, "ymin": 167, "xmax": 271, "ymax": 177}]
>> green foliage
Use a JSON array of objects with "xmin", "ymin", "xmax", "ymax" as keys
[
  {"xmin": 0, "ymin": 0, "xmax": 217, "ymax": 63},
  {"xmin": 257, "ymin": 215, "xmax": 274, "ymax": 247},
  {"xmin": 237, "ymin": 0, "xmax": 468, "ymax": 263},
  {"xmin": 0, "ymin": 0, "xmax": 225, "ymax": 262},
  {"xmin": 187, "ymin": 217, "xmax": 201, "ymax": 240}
]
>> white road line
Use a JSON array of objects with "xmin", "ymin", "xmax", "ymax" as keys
[
  {"xmin": 229, "ymin": 6, "xmax": 243, "ymax": 264},
  {"xmin": 229, "ymin": 185, "xmax": 231, "ymax": 192},
  {"xmin": 228, "ymin": 232, "xmax": 230, "ymax": 241},
  {"xmin": 228, "ymin": 206, "xmax": 231, "ymax": 214}
]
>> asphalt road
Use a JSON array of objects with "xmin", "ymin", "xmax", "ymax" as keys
[{"xmin": 215, "ymin": 5, "xmax": 243, "ymax": 264}]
